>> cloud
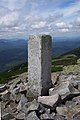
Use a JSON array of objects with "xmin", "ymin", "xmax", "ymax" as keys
[
  {"xmin": 0, "ymin": 11, "xmax": 19, "ymax": 27},
  {"xmin": 31, "ymin": 21, "xmax": 46, "ymax": 29},
  {"xmin": 0, "ymin": 0, "xmax": 80, "ymax": 38}
]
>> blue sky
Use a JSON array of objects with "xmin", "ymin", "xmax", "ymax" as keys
[{"xmin": 0, "ymin": 0, "xmax": 80, "ymax": 38}]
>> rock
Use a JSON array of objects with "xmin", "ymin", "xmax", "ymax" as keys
[
  {"xmin": 26, "ymin": 99, "xmax": 40, "ymax": 114},
  {"xmin": 72, "ymin": 96, "xmax": 80, "ymax": 105},
  {"xmin": 10, "ymin": 92, "xmax": 21, "ymax": 103},
  {"xmin": 38, "ymin": 94, "xmax": 60, "ymax": 108},
  {"xmin": 78, "ymin": 83, "xmax": 80, "ymax": 91},
  {"xmin": 0, "ymin": 85, "xmax": 7, "ymax": 92},
  {"xmin": 65, "ymin": 100, "xmax": 76, "ymax": 108},
  {"xmin": 51, "ymin": 73, "xmax": 59, "ymax": 85},
  {"xmin": 25, "ymin": 111, "xmax": 40, "ymax": 120},
  {"xmin": 56, "ymin": 105, "xmax": 80, "ymax": 120},
  {"xmin": 19, "ymin": 83, "xmax": 28, "ymax": 93},
  {"xmin": 53, "ymin": 115, "xmax": 66, "ymax": 120},
  {"xmin": 15, "ymin": 111, "xmax": 25, "ymax": 120},
  {"xmin": 17, "ymin": 94, "xmax": 28, "ymax": 111},
  {"xmin": 1, "ymin": 91, "xmax": 10, "ymax": 102},
  {"xmin": 73, "ymin": 111, "xmax": 80, "ymax": 120},
  {"xmin": 40, "ymin": 112, "xmax": 55, "ymax": 120},
  {"xmin": 49, "ymin": 81, "xmax": 80, "ymax": 101},
  {"xmin": 40, "ymin": 113, "xmax": 51, "ymax": 120},
  {"xmin": 2, "ymin": 113, "xmax": 14, "ymax": 120},
  {"xmin": 13, "ymin": 86, "xmax": 20, "ymax": 94}
]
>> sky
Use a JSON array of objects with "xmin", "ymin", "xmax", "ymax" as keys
[{"xmin": 0, "ymin": 0, "xmax": 80, "ymax": 39}]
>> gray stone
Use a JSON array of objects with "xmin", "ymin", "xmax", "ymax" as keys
[
  {"xmin": 15, "ymin": 111, "xmax": 25, "ymax": 120},
  {"xmin": 2, "ymin": 113, "xmax": 14, "ymax": 120},
  {"xmin": 0, "ymin": 90, "xmax": 10, "ymax": 102},
  {"xmin": 56, "ymin": 105, "xmax": 80, "ymax": 120},
  {"xmin": 40, "ymin": 111, "xmax": 55, "ymax": 120},
  {"xmin": 53, "ymin": 115, "xmax": 66, "ymax": 120},
  {"xmin": 65, "ymin": 100, "xmax": 76, "ymax": 108},
  {"xmin": 10, "ymin": 92, "xmax": 21, "ymax": 102},
  {"xmin": 73, "ymin": 112, "xmax": 80, "ymax": 120},
  {"xmin": 40, "ymin": 113, "xmax": 51, "ymax": 120},
  {"xmin": 38, "ymin": 94, "xmax": 60, "ymax": 108},
  {"xmin": 25, "ymin": 111, "xmax": 40, "ymax": 120},
  {"xmin": 26, "ymin": 99, "xmax": 40, "ymax": 114},
  {"xmin": 28, "ymin": 35, "xmax": 52, "ymax": 97},
  {"xmin": 0, "ymin": 85, "xmax": 7, "ymax": 92},
  {"xmin": 19, "ymin": 83, "xmax": 28, "ymax": 93},
  {"xmin": 72, "ymin": 96, "xmax": 80, "ymax": 105},
  {"xmin": 49, "ymin": 81, "xmax": 80, "ymax": 100},
  {"xmin": 17, "ymin": 94, "xmax": 28, "ymax": 111},
  {"xmin": 78, "ymin": 83, "xmax": 80, "ymax": 91}
]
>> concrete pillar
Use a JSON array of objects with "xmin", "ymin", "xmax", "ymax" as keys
[{"xmin": 28, "ymin": 35, "xmax": 52, "ymax": 98}]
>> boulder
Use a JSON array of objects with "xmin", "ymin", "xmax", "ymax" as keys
[
  {"xmin": 0, "ymin": 85, "xmax": 7, "ymax": 92},
  {"xmin": 15, "ymin": 111, "xmax": 25, "ymax": 120},
  {"xmin": 38, "ymin": 94, "xmax": 60, "ymax": 108},
  {"xmin": 53, "ymin": 115, "xmax": 66, "ymax": 120},
  {"xmin": 2, "ymin": 113, "xmax": 14, "ymax": 120},
  {"xmin": 72, "ymin": 96, "xmax": 80, "ymax": 105},
  {"xmin": 26, "ymin": 99, "xmax": 40, "ymax": 114},
  {"xmin": 56, "ymin": 105, "xmax": 80, "ymax": 120},
  {"xmin": 17, "ymin": 94, "xmax": 28, "ymax": 111},
  {"xmin": 25, "ymin": 111, "xmax": 40, "ymax": 120},
  {"xmin": 49, "ymin": 81, "xmax": 80, "ymax": 101}
]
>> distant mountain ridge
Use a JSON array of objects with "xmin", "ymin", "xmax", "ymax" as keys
[{"xmin": 0, "ymin": 37, "xmax": 80, "ymax": 72}]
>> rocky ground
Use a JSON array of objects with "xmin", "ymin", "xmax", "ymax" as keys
[{"xmin": 0, "ymin": 72, "xmax": 80, "ymax": 120}]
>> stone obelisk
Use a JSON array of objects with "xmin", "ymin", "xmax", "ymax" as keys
[{"xmin": 28, "ymin": 35, "xmax": 52, "ymax": 98}]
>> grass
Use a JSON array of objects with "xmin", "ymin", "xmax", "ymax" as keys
[
  {"xmin": 0, "ymin": 53, "xmax": 79, "ymax": 84},
  {"xmin": 0, "ymin": 62, "xmax": 27, "ymax": 84}
]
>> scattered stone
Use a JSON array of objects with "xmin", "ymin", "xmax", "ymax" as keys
[
  {"xmin": 17, "ymin": 94, "xmax": 28, "ymax": 111},
  {"xmin": 56, "ymin": 105, "xmax": 80, "ymax": 120},
  {"xmin": 0, "ymin": 85, "xmax": 7, "ymax": 92},
  {"xmin": 38, "ymin": 94, "xmax": 60, "ymax": 108},
  {"xmin": 72, "ymin": 96, "xmax": 80, "ymax": 105},
  {"xmin": 49, "ymin": 81, "xmax": 80, "ymax": 101},
  {"xmin": 2, "ymin": 113, "xmax": 14, "ymax": 120},
  {"xmin": 15, "ymin": 111, "xmax": 25, "ymax": 120},
  {"xmin": 25, "ymin": 111, "xmax": 40, "ymax": 120},
  {"xmin": 53, "ymin": 115, "xmax": 66, "ymax": 120},
  {"xmin": 26, "ymin": 99, "xmax": 40, "ymax": 114},
  {"xmin": 1, "ymin": 91, "xmax": 10, "ymax": 102}
]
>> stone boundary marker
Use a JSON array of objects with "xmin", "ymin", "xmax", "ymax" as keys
[{"xmin": 28, "ymin": 35, "xmax": 52, "ymax": 98}]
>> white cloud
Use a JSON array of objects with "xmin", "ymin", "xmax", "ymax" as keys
[
  {"xmin": 31, "ymin": 21, "xmax": 46, "ymax": 29},
  {"xmin": 0, "ymin": 11, "xmax": 19, "ymax": 27},
  {"xmin": 0, "ymin": 0, "xmax": 80, "ymax": 38},
  {"xmin": 61, "ymin": 28, "xmax": 69, "ymax": 32}
]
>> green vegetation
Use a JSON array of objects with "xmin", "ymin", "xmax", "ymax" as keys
[
  {"xmin": 0, "ymin": 63, "xmax": 27, "ymax": 84},
  {"xmin": 0, "ymin": 47, "xmax": 80, "ymax": 83}
]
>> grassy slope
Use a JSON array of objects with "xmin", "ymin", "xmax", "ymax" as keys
[{"xmin": 0, "ymin": 47, "xmax": 80, "ymax": 83}]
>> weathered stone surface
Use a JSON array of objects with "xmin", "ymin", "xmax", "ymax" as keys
[
  {"xmin": 65, "ymin": 100, "xmax": 76, "ymax": 108},
  {"xmin": 53, "ymin": 115, "xmax": 66, "ymax": 120},
  {"xmin": 17, "ymin": 94, "xmax": 28, "ymax": 111},
  {"xmin": 28, "ymin": 35, "xmax": 52, "ymax": 97},
  {"xmin": 25, "ymin": 111, "xmax": 40, "ymax": 120},
  {"xmin": 2, "ymin": 113, "xmax": 14, "ymax": 120},
  {"xmin": 38, "ymin": 94, "xmax": 60, "ymax": 108},
  {"xmin": 26, "ymin": 99, "xmax": 40, "ymax": 114},
  {"xmin": 72, "ymin": 96, "xmax": 80, "ymax": 105},
  {"xmin": 49, "ymin": 81, "xmax": 80, "ymax": 100},
  {"xmin": 56, "ymin": 105, "xmax": 80, "ymax": 120},
  {"xmin": 0, "ymin": 85, "xmax": 7, "ymax": 92},
  {"xmin": 40, "ymin": 112, "xmax": 55, "ymax": 120},
  {"xmin": 15, "ymin": 111, "xmax": 25, "ymax": 120}
]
